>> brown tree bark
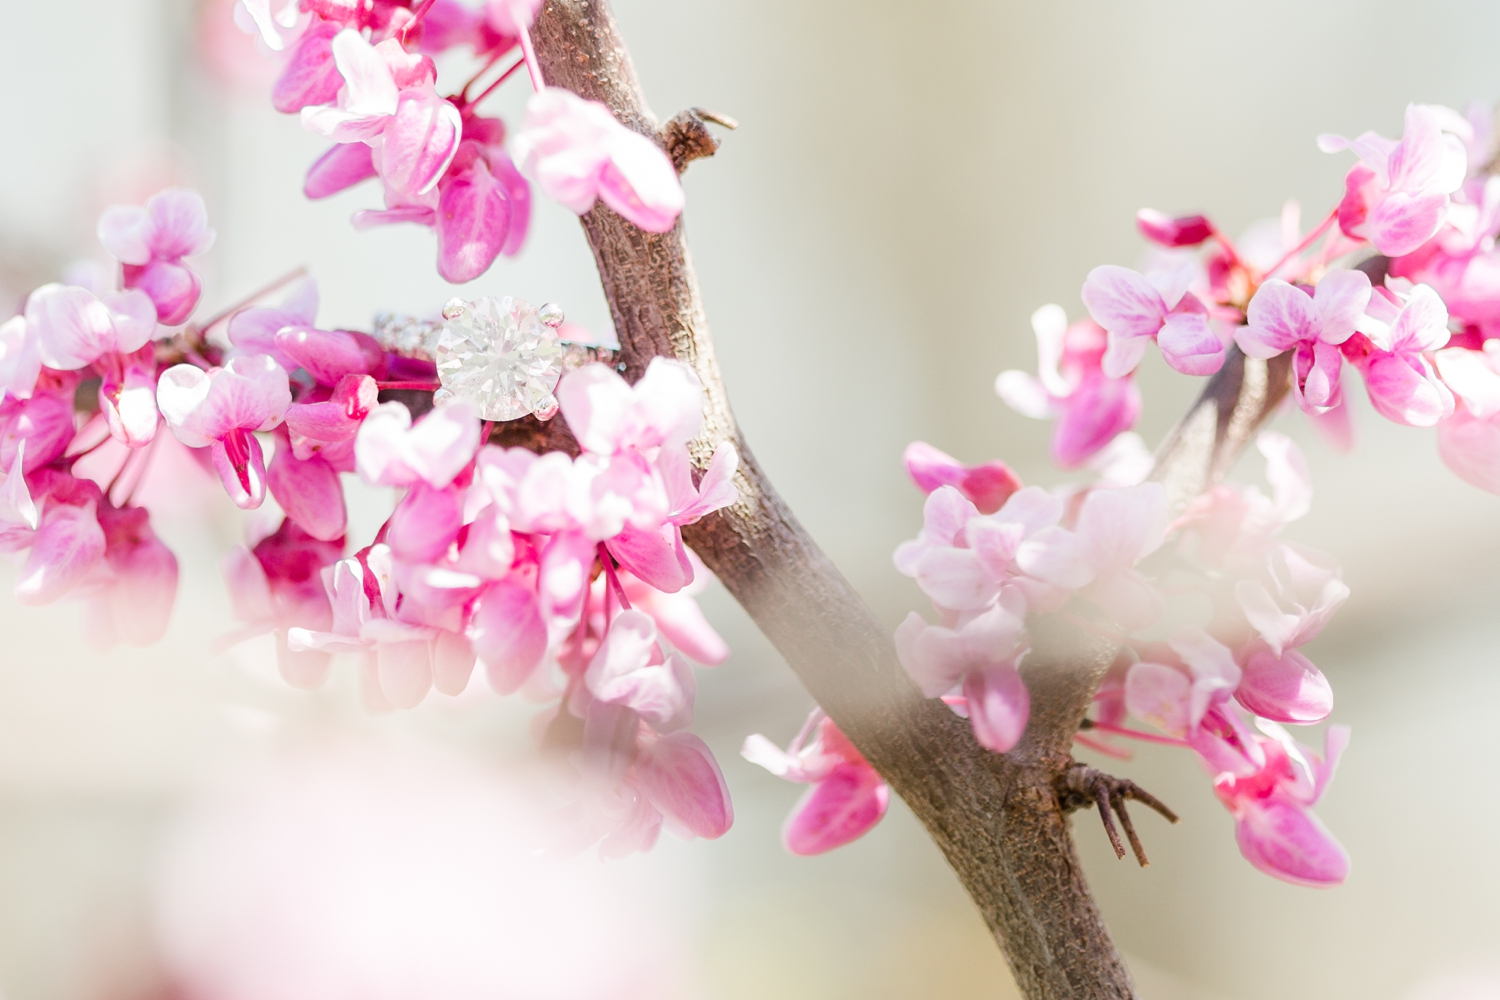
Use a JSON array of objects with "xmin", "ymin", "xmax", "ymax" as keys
[{"xmin": 531, "ymin": 4, "xmax": 1286, "ymax": 996}]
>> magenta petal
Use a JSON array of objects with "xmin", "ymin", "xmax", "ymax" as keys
[
  {"xmin": 274, "ymin": 326, "xmax": 385, "ymax": 385},
  {"xmin": 387, "ymin": 482, "xmax": 463, "ymax": 562},
  {"xmin": 1157, "ymin": 308, "xmax": 1226, "ymax": 375},
  {"xmin": 1235, "ymin": 801, "xmax": 1349, "ymax": 887},
  {"xmin": 1369, "ymin": 189, "xmax": 1448, "ymax": 257},
  {"xmin": 1081, "ymin": 265, "xmax": 1168, "ymax": 341},
  {"xmin": 1363, "ymin": 352, "xmax": 1451, "ymax": 426},
  {"xmin": 271, "ymin": 20, "xmax": 344, "ymax": 114},
  {"xmin": 436, "ymin": 157, "xmax": 509, "ymax": 283},
  {"xmin": 376, "ymin": 638, "xmax": 434, "ymax": 709},
  {"xmin": 636, "ymin": 731, "xmax": 733, "ymax": 840},
  {"xmin": 103, "ymin": 522, "xmax": 178, "ymax": 646},
  {"xmin": 491, "ymin": 150, "xmax": 532, "ymax": 256},
  {"xmin": 1, "ymin": 392, "xmax": 76, "ymax": 472},
  {"xmin": 1438, "ymin": 410, "xmax": 1500, "ymax": 494},
  {"xmin": 123, "ymin": 259, "xmax": 200, "ymax": 326},
  {"xmin": 1052, "ymin": 373, "xmax": 1141, "ymax": 468},
  {"xmin": 1235, "ymin": 645, "xmax": 1333, "ymax": 724},
  {"xmin": 381, "ymin": 90, "xmax": 462, "ymax": 197},
  {"xmin": 782, "ymin": 761, "xmax": 889, "ymax": 856},
  {"xmin": 267, "ymin": 447, "xmax": 347, "ymax": 542},
  {"xmin": 16, "ymin": 505, "xmax": 106, "ymax": 605},
  {"xmin": 432, "ymin": 628, "xmax": 476, "ymax": 696},
  {"xmin": 606, "ymin": 524, "xmax": 692, "ymax": 594},
  {"xmin": 210, "ymin": 430, "xmax": 268, "ymax": 509},
  {"xmin": 962, "ymin": 664, "xmax": 1030, "ymax": 753},
  {"xmin": 304, "ymin": 142, "xmax": 379, "ymax": 199},
  {"xmin": 471, "ymin": 579, "xmax": 547, "ymax": 694}
]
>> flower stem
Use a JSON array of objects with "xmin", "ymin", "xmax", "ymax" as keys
[
  {"xmin": 1263, "ymin": 207, "xmax": 1339, "ymax": 280},
  {"xmin": 516, "ymin": 25, "xmax": 547, "ymax": 92},
  {"xmin": 1089, "ymin": 721, "xmax": 1191, "ymax": 748}
]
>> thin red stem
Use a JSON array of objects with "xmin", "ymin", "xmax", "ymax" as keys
[
  {"xmin": 376, "ymin": 380, "xmax": 441, "ymax": 391},
  {"xmin": 597, "ymin": 543, "xmax": 632, "ymax": 611},
  {"xmin": 1207, "ymin": 223, "xmax": 1247, "ymax": 271},
  {"xmin": 1073, "ymin": 733, "xmax": 1133, "ymax": 761},
  {"xmin": 195, "ymin": 266, "xmax": 308, "ymax": 334},
  {"xmin": 462, "ymin": 57, "xmax": 527, "ymax": 114},
  {"xmin": 1089, "ymin": 721, "xmax": 1191, "ymax": 749},
  {"xmin": 516, "ymin": 24, "xmax": 546, "ymax": 92},
  {"xmin": 457, "ymin": 50, "xmax": 506, "ymax": 103},
  {"xmin": 1263, "ymin": 208, "xmax": 1339, "ymax": 280},
  {"xmin": 399, "ymin": 0, "xmax": 439, "ymax": 42}
]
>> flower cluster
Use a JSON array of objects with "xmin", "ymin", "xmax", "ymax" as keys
[
  {"xmin": 1, "ymin": 181, "xmax": 736, "ymax": 857},
  {"xmin": 884, "ymin": 433, "xmax": 1351, "ymax": 885},
  {"xmin": 236, "ymin": 0, "xmax": 685, "ymax": 283},
  {"xmin": 999, "ymin": 102, "xmax": 1500, "ymax": 491}
]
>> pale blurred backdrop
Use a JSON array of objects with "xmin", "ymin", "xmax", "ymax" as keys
[{"xmin": 2, "ymin": 1, "xmax": 1499, "ymax": 998}]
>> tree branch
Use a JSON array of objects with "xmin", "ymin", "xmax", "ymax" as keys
[{"xmin": 531, "ymin": 4, "xmax": 1287, "ymax": 996}]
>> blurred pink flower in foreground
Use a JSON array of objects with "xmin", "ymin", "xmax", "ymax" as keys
[
  {"xmin": 743, "ymin": 709, "xmax": 890, "ymax": 855},
  {"xmin": 154, "ymin": 742, "xmax": 691, "ymax": 1000}
]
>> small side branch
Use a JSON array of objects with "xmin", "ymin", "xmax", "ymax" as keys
[{"xmin": 1058, "ymin": 763, "xmax": 1180, "ymax": 868}]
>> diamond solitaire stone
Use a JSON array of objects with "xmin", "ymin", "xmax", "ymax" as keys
[{"xmin": 433, "ymin": 296, "xmax": 564, "ymax": 421}]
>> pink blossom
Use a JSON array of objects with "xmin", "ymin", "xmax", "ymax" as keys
[
  {"xmin": 271, "ymin": 20, "xmax": 343, "ymax": 113},
  {"xmin": 1212, "ymin": 722, "xmax": 1350, "ymax": 887},
  {"xmin": 1345, "ymin": 284, "xmax": 1454, "ymax": 426},
  {"xmin": 1234, "ymin": 641, "xmax": 1333, "ymax": 725},
  {"xmin": 584, "ymin": 609, "xmax": 695, "ymax": 730},
  {"xmin": 227, "ymin": 275, "xmax": 320, "ymax": 369},
  {"xmin": 1236, "ymin": 271, "xmax": 1371, "ymax": 413},
  {"xmin": 98, "ymin": 345, "xmax": 161, "ymax": 449},
  {"xmin": 283, "ymin": 373, "xmax": 377, "ymax": 469},
  {"xmin": 222, "ymin": 519, "xmax": 343, "ymax": 687},
  {"xmin": 510, "ymin": 87, "xmax": 685, "ymax": 234},
  {"xmin": 0, "ymin": 387, "xmax": 78, "ymax": 473},
  {"xmin": 1125, "ymin": 629, "xmax": 1241, "ymax": 739},
  {"xmin": 156, "ymin": 355, "xmax": 293, "ymax": 509},
  {"xmin": 901, "ymin": 441, "xmax": 1021, "ymax": 514},
  {"xmin": 0, "ymin": 315, "xmax": 41, "ymax": 401},
  {"xmin": 1434, "ymin": 341, "xmax": 1500, "ymax": 492},
  {"xmin": 470, "ymin": 578, "xmax": 547, "ymax": 694},
  {"xmin": 1319, "ymin": 104, "xmax": 1468, "ymax": 257},
  {"xmin": 1018, "ymin": 482, "xmax": 1169, "ymax": 629},
  {"xmin": 275, "ymin": 325, "xmax": 387, "ymax": 386},
  {"xmin": 593, "ymin": 553, "xmax": 730, "ymax": 666},
  {"xmin": 895, "ymin": 484, "xmax": 1070, "ymax": 615},
  {"xmin": 557, "ymin": 358, "xmax": 703, "ymax": 456},
  {"xmin": 605, "ymin": 440, "xmax": 737, "ymax": 593},
  {"xmin": 354, "ymin": 400, "xmax": 479, "ymax": 489},
  {"xmin": 632, "ymin": 730, "xmax": 733, "ymax": 841},
  {"xmin": 435, "ymin": 138, "xmax": 531, "ymax": 282},
  {"xmin": 1081, "ymin": 261, "xmax": 1225, "ymax": 378},
  {"xmin": 233, "ymin": 0, "xmax": 302, "ymax": 51},
  {"xmin": 89, "ymin": 502, "xmax": 179, "ymax": 647},
  {"xmin": 1136, "ymin": 209, "xmax": 1214, "ymax": 248},
  {"xmin": 0, "ymin": 445, "xmax": 38, "ymax": 537},
  {"xmin": 997, "ymin": 304, "xmax": 1143, "ymax": 466},
  {"xmin": 24, "ymin": 283, "xmax": 156, "ymax": 371},
  {"xmin": 742, "ymin": 710, "xmax": 890, "ymax": 856},
  {"xmin": 304, "ymin": 141, "xmax": 379, "ymax": 199},
  {"xmin": 1234, "ymin": 544, "xmax": 1349, "ymax": 658},
  {"xmin": 14, "ymin": 483, "xmax": 106, "ymax": 606},
  {"xmin": 97, "ymin": 189, "xmax": 215, "ymax": 325},
  {"xmin": 267, "ymin": 435, "xmax": 347, "ymax": 542}
]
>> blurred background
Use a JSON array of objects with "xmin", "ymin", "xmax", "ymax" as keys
[{"xmin": 3, "ymin": 0, "xmax": 1500, "ymax": 997}]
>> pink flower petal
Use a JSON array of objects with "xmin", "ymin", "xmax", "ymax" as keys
[
  {"xmin": 1081, "ymin": 265, "xmax": 1168, "ymax": 342},
  {"xmin": 1235, "ymin": 643, "xmax": 1333, "ymax": 724},
  {"xmin": 471, "ymin": 579, "xmax": 547, "ymax": 694},
  {"xmin": 1438, "ymin": 409, "xmax": 1500, "ymax": 494},
  {"xmin": 782, "ymin": 761, "xmax": 889, "ymax": 856},
  {"xmin": 963, "ymin": 663, "xmax": 1030, "ymax": 752},
  {"xmin": 1156, "ymin": 307, "xmax": 1225, "ymax": 375},
  {"xmin": 267, "ymin": 447, "xmax": 347, "ymax": 542},
  {"xmin": 380, "ymin": 89, "xmax": 462, "ymax": 197},
  {"xmin": 304, "ymin": 142, "xmax": 379, "ymax": 199},
  {"xmin": 635, "ymin": 731, "xmax": 733, "ymax": 840},
  {"xmin": 435, "ymin": 153, "xmax": 510, "ymax": 284},
  {"xmin": 1234, "ymin": 800, "xmax": 1349, "ymax": 888},
  {"xmin": 272, "ymin": 20, "xmax": 344, "ymax": 114},
  {"xmin": 16, "ymin": 503, "xmax": 106, "ymax": 606}
]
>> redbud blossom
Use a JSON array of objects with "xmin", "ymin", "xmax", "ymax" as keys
[
  {"xmin": 743, "ymin": 711, "xmax": 890, "ymax": 856},
  {"xmin": 1237, "ymin": 271, "xmax": 1371, "ymax": 413},
  {"xmin": 1320, "ymin": 104, "xmax": 1468, "ymax": 257},
  {"xmin": 902, "ymin": 441, "xmax": 1022, "ymax": 514},
  {"xmin": 97, "ymin": 189, "xmax": 215, "ymax": 325},
  {"xmin": 1082, "ymin": 261, "xmax": 1225, "ymax": 378},
  {"xmin": 997, "ymin": 304, "xmax": 1142, "ymax": 467},
  {"xmin": 510, "ymin": 87, "xmax": 685, "ymax": 233},
  {"xmin": 156, "ymin": 355, "xmax": 293, "ymax": 509}
]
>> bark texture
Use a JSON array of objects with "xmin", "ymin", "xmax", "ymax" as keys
[{"xmin": 530, "ymin": 4, "xmax": 1285, "ymax": 995}]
